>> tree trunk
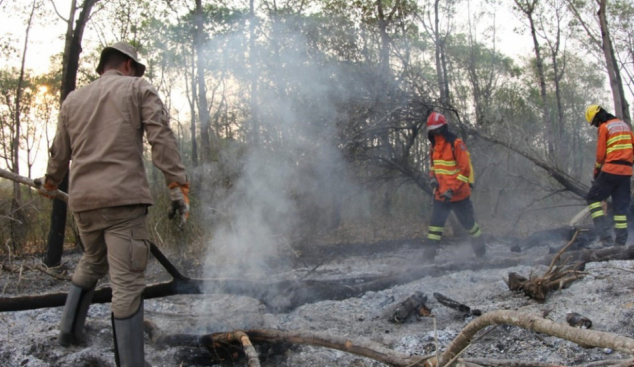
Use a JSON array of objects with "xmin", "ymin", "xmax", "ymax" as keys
[
  {"xmin": 44, "ymin": 0, "xmax": 98, "ymax": 267},
  {"xmin": 433, "ymin": 0, "xmax": 448, "ymax": 103},
  {"xmin": 526, "ymin": 1, "xmax": 554, "ymax": 159},
  {"xmin": 598, "ymin": 0, "xmax": 632, "ymax": 125},
  {"xmin": 194, "ymin": 0, "xmax": 212, "ymax": 163},
  {"xmin": 248, "ymin": 0, "xmax": 259, "ymax": 145},
  {"xmin": 375, "ymin": 0, "xmax": 392, "ymax": 81},
  {"xmin": 184, "ymin": 49, "xmax": 198, "ymax": 189},
  {"xmin": 44, "ymin": 175, "xmax": 68, "ymax": 267},
  {"xmin": 9, "ymin": 0, "xmax": 37, "ymax": 249}
]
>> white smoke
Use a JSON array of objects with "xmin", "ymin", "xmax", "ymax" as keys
[{"xmin": 202, "ymin": 14, "xmax": 364, "ymax": 282}]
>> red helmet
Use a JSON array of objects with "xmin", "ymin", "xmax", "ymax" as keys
[{"xmin": 427, "ymin": 112, "xmax": 447, "ymax": 130}]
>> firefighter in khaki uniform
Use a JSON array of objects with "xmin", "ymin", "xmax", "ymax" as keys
[
  {"xmin": 423, "ymin": 112, "xmax": 486, "ymax": 261},
  {"xmin": 37, "ymin": 42, "xmax": 189, "ymax": 367},
  {"xmin": 585, "ymin": 105, "xmax": 634, "ymax": 247}
]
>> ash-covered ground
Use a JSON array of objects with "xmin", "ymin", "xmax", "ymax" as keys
[{"xmin": 1, "ymin": 237, "xmax": 634, "ymax": 367}]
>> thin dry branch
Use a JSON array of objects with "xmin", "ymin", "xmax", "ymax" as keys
[
  {"xmin": 546, "ymin": 230, "xmax": 581, "ymax": 274},
  {"xmin": 0, "ymin": 262, "xmax": 71, "ymax": 282}
]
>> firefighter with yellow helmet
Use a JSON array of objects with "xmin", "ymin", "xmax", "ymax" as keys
[{"xmin": 585, "ymin": 105, "xmax": 634, "ymax": 246}]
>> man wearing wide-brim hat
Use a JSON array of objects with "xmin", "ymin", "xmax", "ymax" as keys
[
  {"xmin": 37, "ymin": 41, "xmax": 191, "ymax": 367},
  {"xmin": 95, "ymin": 41, "xmax": 147, "ymax": 77}
]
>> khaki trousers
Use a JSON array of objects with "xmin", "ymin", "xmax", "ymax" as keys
[{"xmin": 72, "ymin": 205, "xmax": 150, "ymax": 318}]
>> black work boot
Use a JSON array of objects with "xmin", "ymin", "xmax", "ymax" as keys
[
  {"xmin": 59, "ymin": 284, "xmax": 95, "ymax": 347},
  {"xmin": 615, "ymin": 228, "xmax": 627, "ymax": 246},
  {"xmin": 471, "ymin": 236, "xmax": 486, "ymax": 258},
  {"xmin": 592, "ymin": 215, "xmax": 613, "ymax": 247},
  {"xmin": 112, "ymin": 303, "xmax": 151, "ymax": 367},
  {"xmin": 422, "ymin": 241, "xmax": 440, "ymax": 263}
]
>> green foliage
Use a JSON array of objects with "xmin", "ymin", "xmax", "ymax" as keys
[{"xmin": 0, "ymin": 0, "xmax": 625, "ymax": 255}]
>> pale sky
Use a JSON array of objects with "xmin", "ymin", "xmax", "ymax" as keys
[
  {"xmin": 1, "ymin": 0, "xmax": 531, "ymax": 74},
  {"xmin": 0, "ymin": 0, "xmax": 556, "ymax": 178}
]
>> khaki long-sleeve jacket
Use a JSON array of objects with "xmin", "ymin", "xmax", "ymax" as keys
[{"xmin": 46, "ymin": 70, "xmax": 187, "ymax": 212}]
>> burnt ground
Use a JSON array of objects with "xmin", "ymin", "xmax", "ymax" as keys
[{"xmin": 1, "ymin": 234, "xmax": 634, "ymax": 367}]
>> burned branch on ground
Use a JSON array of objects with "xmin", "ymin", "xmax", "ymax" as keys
[
  {"xmin": 144, "ymin": 310, "xmax": 634, "ymax": 367},
  {"xmin": 388, "ymin": 291, "xmax": 431, "ymax": 323},
  {"xmin": 433, "ymin": 292, "xmax": 481, "ymax": 317},
  {"xmin": 506, "ymin": 231, "xmax": 586, "ymax": 302}
]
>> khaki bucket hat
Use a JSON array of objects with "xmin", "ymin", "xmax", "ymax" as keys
[{"xmin": 95, "ymin": 42, "xmax": 146, "ymax": 77}]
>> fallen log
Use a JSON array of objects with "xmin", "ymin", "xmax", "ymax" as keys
[
  {"xmin": 539, "ymin": 244, "xmax": 634, "ymax": 266},
  {"xmin": 3, "ymin": 244, "xmax": 634, "ymax": 313}
]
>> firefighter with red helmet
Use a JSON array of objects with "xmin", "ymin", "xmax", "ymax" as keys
[
  {"xmin": 423, "ymin": 112, "xmax": 485, "ymax": 261},
  {"xmin": 585, "ymin": 105, "xmax": 634, "ymax": 246}
]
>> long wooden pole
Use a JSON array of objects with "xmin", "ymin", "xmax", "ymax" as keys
[{"xmin": 0, "ymin": 168, "xmax": 68, "ymax": 203}]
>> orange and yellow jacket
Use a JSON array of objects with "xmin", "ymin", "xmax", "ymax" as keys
[
  {"xmin": 430, "ymin": 134, "xmax": 471, "ymax": 202},
  {"xmin": 595, "ymin": 118, "xmax": 634, "ymax": 177}
]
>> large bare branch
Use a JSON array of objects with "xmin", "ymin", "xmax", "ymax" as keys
[
  {"xmin": 469, "ymin": 130, "xmax": 589, "ymax": 198},
  {"xmin": 144, "ymin": 315, "xmax": 634, "ymax": 367},
  {"xmin": 438, "ymin": 310, "xmax": 634, "ymax": 366}
]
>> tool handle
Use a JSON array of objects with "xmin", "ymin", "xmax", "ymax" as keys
[{"xmin": 0, "ymin": 168, "xmax": 69, "ymax": 203}]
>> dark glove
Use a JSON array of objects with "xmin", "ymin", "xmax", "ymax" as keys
[
  {"xmin": 34, "ymin": 176, "xmax": 58, "ymax": 199},
  {"xmin": 593, "ymin": 169, "xmax": 600, "ymax": 180},
  {"xmin": 430, "ymin": 177, "xmax": 439, "ymax": 190},
  {"xmin": 440, "ymin": 189, "xmax": 453, "ymax": 202},
  {"xmin": 168, "ymin": 182, "xmax": 190, "ymax": 228}
]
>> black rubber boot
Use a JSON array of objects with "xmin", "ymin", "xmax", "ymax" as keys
[
  {"xmin": 112, "ymin": 303, "xmax": 151, "ymax": 367},
  {"xmin": 58, "ymin": 284, "xmax": 95, "ymax": 347},
  {"xmin": 592, "ymin": 215, "xmax": 613, "ymax": 247},
  {"xmin": 471, "ymin": 236, "xmax": 486, "ymax": 258},
  {"xmin": 615, "ymin": 228, "xmax": 627, "ymax": 246}
]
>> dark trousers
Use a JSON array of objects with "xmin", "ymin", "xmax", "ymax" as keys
[
  {"xmin": 586, "ymin": 171, "xmax": 631, "ymax": 245},
  {"xmin": 427, "ymin": 198, "xmax": 481, "ymax": 242}
]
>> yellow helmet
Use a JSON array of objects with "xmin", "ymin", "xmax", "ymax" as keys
[{"xmin": 585, "ymin": 105, "xmax": 601, "ymax": 124}]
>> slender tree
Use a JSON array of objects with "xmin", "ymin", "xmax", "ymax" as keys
[
  {"xmin": 44, "ymin": 0, "xmax": 99, "ymax": 267},
  {"xmin": 513, "ymin": 0, "xmax": 554, "ymax": 159}
]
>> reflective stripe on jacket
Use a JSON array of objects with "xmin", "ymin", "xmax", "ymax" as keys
[
  {"xmin": 595, "ymin": 119, "xmax": 634, "ymax": 176},
  {"xmin": 430, "ymin": 135, "xmax": 471, "ymax": 202},
  {"xmin": 46, "ymin": 70, "xmax": 187, "ymax": 212}
]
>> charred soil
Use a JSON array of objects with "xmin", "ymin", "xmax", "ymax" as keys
[{"xmin": 1, "ymin": 236, "xmax": 634, "ymax": 366}]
